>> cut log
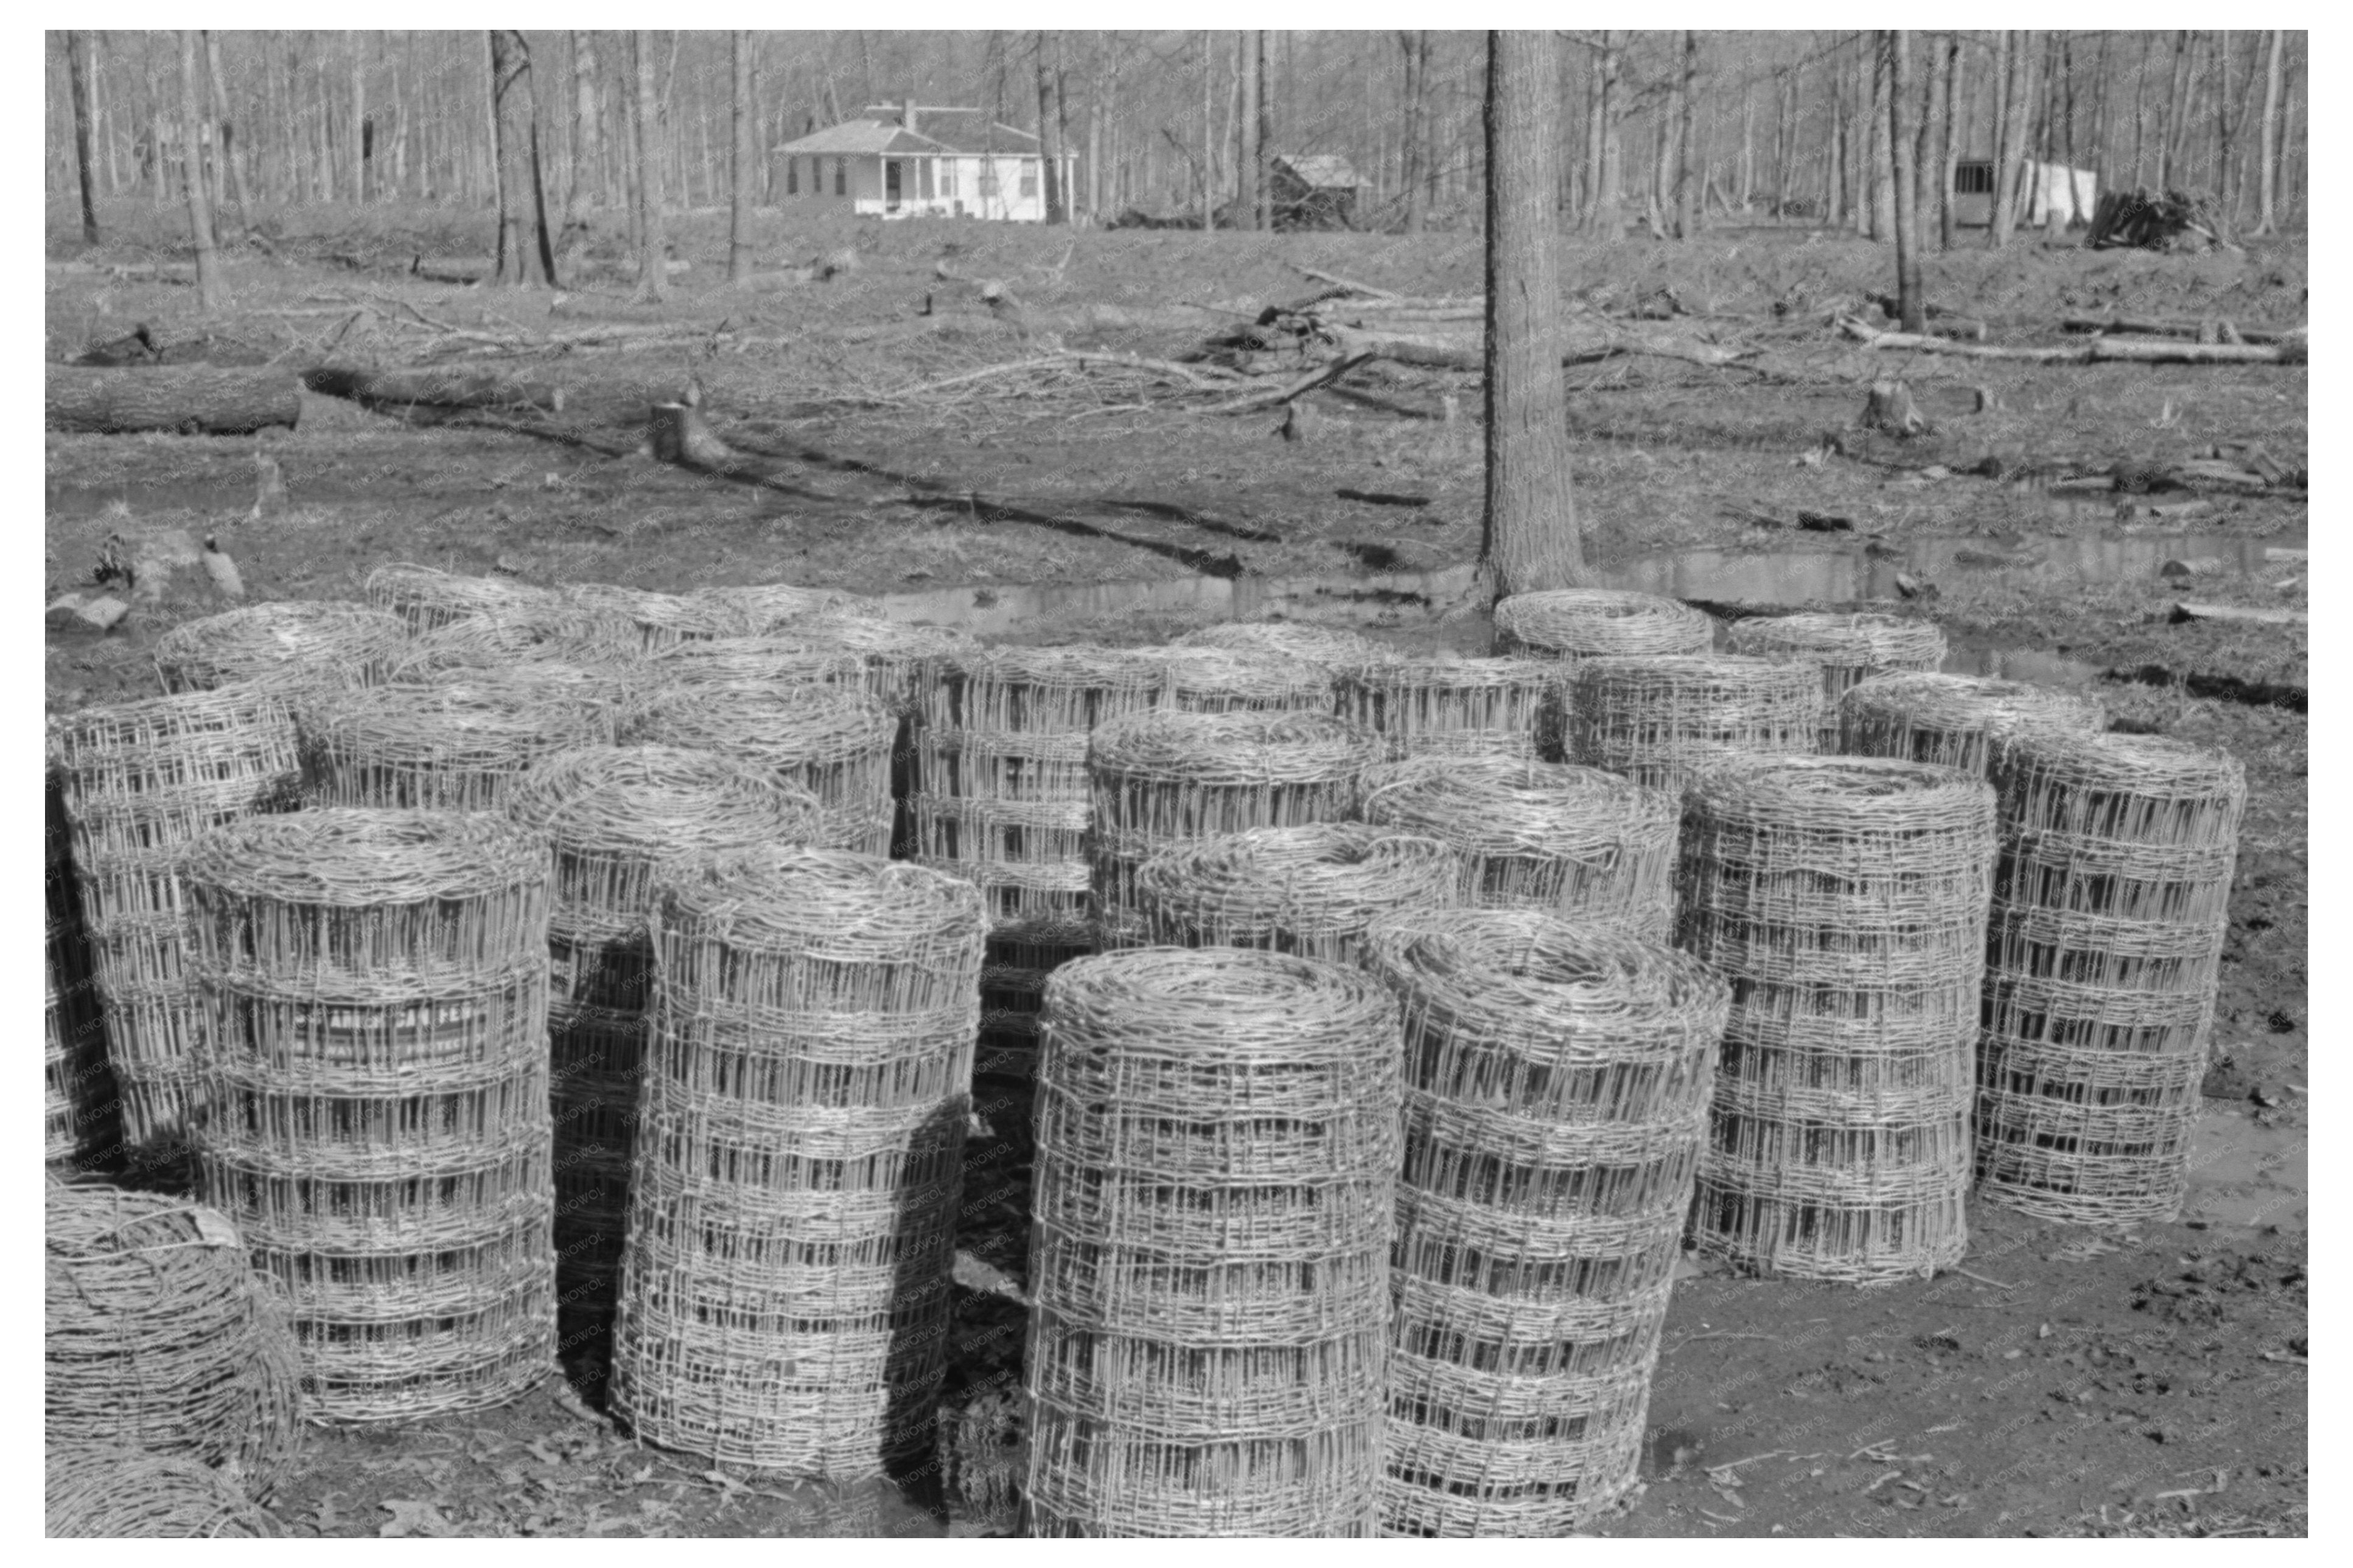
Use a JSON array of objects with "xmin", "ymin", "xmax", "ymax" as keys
[
  {"xmin": 1859, "ymin": 379, "xmax": 1931, "ymax": 437},
  {"xmin": 647, "ymin": 402, "xmax": 738, "ymax": 469},
  {"xmin": 2170, "ymin": 601, "xmax": 2307, "ymax": 627},
  {"xmin": 302, "ymin": 364, "xmax": 565, "ymax": 414},
  {"xmin": 2060, "ymin": 313, "xmax": 2306, "ymax": 346},
  {"xmin": 2086, "ymin": 336, "xmax": 2303, "ymax": 366},
  {"xmin": 1325, "ymin": 322, "xmax": 1750, "ymax": 371},
  {"xmin": 1839, "ymin": 316, "xmax": 2087, "ymax": 362},
  {"xmin": 46, "ymin": 364, "xmax": 300, "ymax": 434}
]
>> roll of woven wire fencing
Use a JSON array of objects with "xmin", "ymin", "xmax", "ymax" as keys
[
  {"xmin": 302, "ymin": 675, "xmax": 626, "ymax": 813},
  {"xmin": 1360, "ymin": 755, "xmax": 1681, "ymax": 941},
  {"xmin": 1338, "ymin": 652, "xmax": 1568, "ymax": 761},
  {"xmin": 1088, "ymin": 709, "xmax": 1378, "ymax": 946},
  {"xmin": 46, "ymin": 776, "xmax": 119, "ymax": 1174},
  {"xmin": 180, "ymin": 809, "xmax": 557, "ymax": 1421},
  {"xmin": 389, "ymin": 602, "xmax": 644, "ymax": 676},
  {"xmin": 564, "ymin": 582, "xmax": 760, "ymax": 652},
  {"xmin": 1678, "ymin": 756, "xmax": 1997, "ymax": 1283},
  {"xmin": 1134, "ymin": 823, "xmax": 1460, "ymax": 966},
  {"xmin": 1024, "ymin": 947, "xmax": 1400, "ymax": 1536},
  {"xmin": 153, "ymin": 601, "xmax": 408, "ymax": 698},
  {"xmin": 47, "ymin": 685, "xmax": 302, "ymax": 1159},
  {"xmin": 647, "ymin": 634, "xmax": 867, "ymax": 694},
  {"xmin": 633, "ymin": 683, "xmax": 899, "ymax": 856},
  {"xmin": 1569, "ymin": 653, "xmax": 1825, "ymax": 793},
  {"xmin": 1158, "ymin": 647, "xmax": 1339, "ymax": 714},
  {"xmin": 1491, "ymin": 588, "xmax": 1715, "ymax": 663},
  {"xmin": 1976, "ymin": 731, "xmax": 2245, "ymax": 1224},
  {"xmin": 1727, "ymin": 612, "xmax": 1949, "ymax": 747},
  {"xmin": 612, "ymin": 848, "xmax": 983, "ymax": 1477},
  {"xmin": 1839, "ymin": 671, "xmax": 2110, "ymax": 777},
  {"xmin": 505, "ymin": 746, "xmax": 828, "ymax": 1348},
  {"xmin": 362, "ymin": 562, "xmax": 565, "ymax": 633},
  {"xmin": 46, "ymin": 1449, "xmax": 282, "ymax": 1538},
  {"xmin": 1362, "ymin": 911, "xmax": 1728, "ymax": 1536},
  {"xmin": 1172, "ymin": 621, "xmax": 1380, "ymax": 666},
  {"xmin": 702, "ymin": 581, "xmax": 883, "ymax": 632},
  {"xmin": 912, "ymin": 644, "xmax": 1166, "ymax": 926},
  {"xmin": 46, "ymin": 1183, "xmax": 304, "ymax": 1498}
]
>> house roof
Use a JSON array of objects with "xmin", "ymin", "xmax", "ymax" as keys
[
  {"xmin": 773, "ymin": 119, "xmax": 947, "ymax": 157},
  {"xmin": 1274, "ymin": 153, "xmax": 1362, "ymax": 189},
  {"xmin": 774, "ymin": 109, "xmax": 1071, "ymax": 159}
]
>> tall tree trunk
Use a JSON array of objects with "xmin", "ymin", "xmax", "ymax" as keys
[
  {"xmin": 1993, "ymin": 32, "xmax": 2035, "ymax": 246},
  {"xmin": 351, "ymin": 35, "xmax": 365, "ymax": 204},
  {"xmin": 1253, "ymin": 30, "xmax": 1271, "ymax": 230},
  {"xmin": 1889, "ymin": 33, "xmax": 1925, "ymax": 332},
  {"xmin": 1200, "ymin": 30, "xmax": 1215, "ymax": 229},
  {"xmin": 1581, "ymin": 35, "xmax": 1607, "ymax": 230},
  {"xmin": 67, "ymin": 32, "xmax": 100, "ymax": 245},
  {"xmin": 1939, "ymin": 35, "xmax": 1962, "ymax": 251},
  {"xmin": 1869, "ymin": 37, "xmax": 1895, "ymax": 240},
  {"xmin": 488, "ymin": 31, "xmax": 544, "ymax": 286},
  {"xmin": 2160, "ymin": 31, "xmax": 2192, "ymax": 189},
  {"xmin": 202, "ymin": 31, "xmax": 249, "ymax": 234},
  {"xmin": 1234, "ymin": 30, "xmax": 1258, "ymax": 231},
  {"xmin": 1674, "ymin": 31, "xmax": 1699, "ymax": 237},
  {"xmin": 2254, "ymin": 29, "xmax": 2282, "ymax": 234},
  {"xmin": 94, "ymin": 32, "xmax": 117, "ymax": 196},
  {"xmin": 728, "ymin": 32, "xmax": 755, "ymax": 280},
  {"xmin": 177, "ymin": 32, "xmax": 223, "ymax": 310},
  {"xmin": 1034, "ymin": 32, "xmax": 1065, "ymax": 224},
  {"xmin": 1478, "ymin": 30, "xmax": 1587, "ymax": 599},
  {"xmin": 1738, "ymin": 74, "xmax": 1754, "ymax": 212},
  {"xmin": 631, "ymin": 30, "xmax": 666, "ymax": 301},
  {"xmin": 1400, "ymin": 31, "xmax": 1427, "ymax": 232}
]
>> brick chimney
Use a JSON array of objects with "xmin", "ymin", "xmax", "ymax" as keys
[{"xmin": 903, "ymin": 99, "xmax": 918, "ymax": 137}]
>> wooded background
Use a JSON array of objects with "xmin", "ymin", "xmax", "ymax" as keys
[{"xmin": 41, "ymin": 30, "xmax": 2308, "ymax": 238}]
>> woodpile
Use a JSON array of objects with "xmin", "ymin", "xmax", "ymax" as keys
[{"xmin": 2085, "ymin": 188, "xmax": 2236, "ymax": 252}]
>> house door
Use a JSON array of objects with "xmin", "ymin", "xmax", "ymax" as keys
[{"xmin": 886, "ymin": 161, "xmax": 903, "ymax": 212}]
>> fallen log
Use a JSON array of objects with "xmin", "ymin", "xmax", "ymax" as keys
[
  {"xmin": 2170, "ymin": 601, "xmax": 2307, "ymax": 628},
  {"xmin": 2061, "ymin": 313, "xmax": 2306, "ymax": 346},
  {"xmin": 1327, "ymin": 322, "xmax": 1753, "ymax": 371},
  {"xmin": 2086, "ymin": 336, "xmax": 2304, "ymax": 366},
  {"xmin": 46, "ymin": 364, "xmax": 301, "ymax": 434},
  {"xmin": 1837, "ymin": 316, "xmax": 2085, "ymax": 361},
  {"xmin": 302, "ymin": 364, "xmax": 566, "ymax": 414}
]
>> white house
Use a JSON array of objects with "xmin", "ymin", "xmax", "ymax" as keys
[
  {"xmin": 774, "ymin": 103, "xmax": 1079, "ymax": 222},
  {"xmin": 1951, "ymin": 158, "xmax": 2097, "ymax": 228}
]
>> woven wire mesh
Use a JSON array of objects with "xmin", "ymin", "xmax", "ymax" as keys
[
  {"xmin": 1361, "ymin": 911, "xmax": 1728, "ymax": 1536},
  {"xmin": 362, "ymin": 562, "xmax": 564, "ymax": 632},
  {"xmin": 179, "ymin": 809, "xmax": 556, "ymax": 1423},
  {"xmin": 1839, "ymin": 671, "xmax": 2111, "ymax": 778},
  {"xmin": 1135, "ymin": 823, "xmax": 1460, "ymax": 966},
  {"xmin": 648, "ymin": 634, "xmax": 867, "ymax": 693},
  {"xmin": 46, "ymin": 1184, "xmax": 304, "ymax": 1497},
  {"xmin": 976, "ymin": 913, "xmax": 1098, "ymax": 1079},
  {"xmin": 302, "ymin": 675, "xmax": 623, "ymax": 813},
  {"xmin": 1172, "ymin": 621, "xmax": 1382, "ymax": 665},
  {"xmin": 1727, "ymin": 612, "xmax": 1949, "ymax": 745},
  {"xmin": 1088, "ymin": 709, "xmax": 1379, "ymax": 946},
  {"xmin": 1491, "ymin": 589, "xmax": 1715, "ymax": 663},
  {"xmin": 703, "ymin": 581, "xmax": 884, "ymax": 631},
  {"xmin": 1678, "ymin": 756, "xmax": 1996, "ymax": 1283},
  {"xmin": 1361, "ymin": 755, "xmax": 1681, "ymax": 941},
  {"xmin": 388, "ymin": 602, "xmax": 645, "ymax": 676},
  {"xmin": 47, "ymin": 777, "xmax": 121, "ymax": 1173},
  {"xmin": 505, "ymin": 747, "xmax": 828, "ymax": 1343},
  {"xmin": 1158, "ymin": 647, "xmax": 1340, "ymax": 714},
  {"xmin": 1023, "ymin": 947, "xmax": 1400, "ymax": 1536},
  {"xmin": 153, "ymin": 601, "xmax": 408, "ymax": 698},
  {"xmin": 45, "ymin": 1449, "xmax": 282, "ymax": 1538},
  {"xmin": 612, "ymin": 848, "xmax": 985, "ymax": 1477},
  {"xmin": 1338, "ymin": 652, "xmax": 1567, "ymax": 761},
  {"xmin": 564, "ymin": 582, "xmax": 761, "ymax": 651},
  {"xmin": 634, "ymin": 683, "xmax": 899, "ymax": 856},
  {"xmin": 913, "ymin": 646, "xmax": 1167, "ymax": 925},
  {"xmin": 1568, "ymin": 653, "xmax": 1825, "ymax": 792},
  {"xmin": 48, "ymin": 686, "xmax": 304, "ymax": 1156},
  {"xmin": 1976, "ymin": 731, "xmax": 2245, "ymax": 1224}
]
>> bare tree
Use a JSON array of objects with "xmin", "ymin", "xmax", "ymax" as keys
[
  {"xmin": 1035, "ymin": 32, "xmax": 1066, "ymax": 224},
  {"xmin": 1673, "ymin": 32, "xmax": 1699, "ymax": 237},
  {"xmin": 1478, "ymin": 29, "xmax": 1587, "ymax": 599},
  {"xmin": 488, "ymin": 32, "xmax": 554, "ymax": 285},
  {"xmin": 631, "ymin": 30, "xmax": 666, "ymax": 302},
  {"xmin": 1399, "ymin": 32, "xmax": 1428, "ymax": 232},
  {"xmin": 1581, "ymin": 32, "xmax": 1619, "ymax": 234},
  {"xmin": 1888, "ymin": 32, "xmax": 1924, "ymax": 332},
  {"xmin": 2254, "ymin": 29, "xmax": 2283, "ymax": 234},
  {"xmin": 729, "ymin": 32, "xmax": 755, "ymax": 280},
  {"xmin": 203, "ymin": 32, "xmax": 252, "ymax": 235},
  {"xmin": 177, "ymin": 30, "xmax": 223, "ymax": 310},
  {"xmin": 67, "ymin": 32, "xmax": 100, "ymax": 244},
  {"xmin": 567, "ymin": 32, "xmax": 600, "ymax": 225},
  {"xmin": 1234, "ymin": 30, "xmax": 1259, "ymax": 230},
  {"xmin": 1991, "ymin": 31, "xmax": 2035, "ymax": 248},
  {"xmin": 1938, "ymin": 35, "xmax": 1963, "ymax": 251}
]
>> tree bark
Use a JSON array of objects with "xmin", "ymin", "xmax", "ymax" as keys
[
  {"xmin": 1889, "ymin": 33, "xmax": 1925, "ymax": 333},
  {"xmin": 67, "ymin": 32, "xmax": 100, "ymax": 245},
  {"xmin": 1200, "ymin": 30, "xmax": 1216, "ymax": 229},
  {"xmin": 302, "ymin": 365, "xmax": 564, "ymax": 414},
  {"xmin": 727, "ymin": 32, "xmax": 755, "ymax": 281},
  {"xmin": 351, "ymin": 34, "xmax": 366, "ymax": 204},
  {"xmin": 1235, "ymin": 29, "xmax": 1259, "ymax": 231},
  {"xmin": 47, "ymin": 366, "xmax": 297, "ymax": 433},
  {"xmin": 1254, "ymin": 30, "xmax": 1272, "ymax": 231},
  {"xmin": 568, "ymin": 31, "xmax": 600, "ymax": 225},
  {"xmin": 1035, "ymin": 32, "xmax": 1067, "ymax": 225},
  {"xmin": 201, "ymin": 32, "xmax": 250, "ymax": 235},
  {"xmin": 1993, "ymin": 32, "xmax": 2035, "ymax": 248},
  {"xmin": 2254, "ymin": 30, "xmax": 2282, "ymax": 234},
  {"xmin": 1478, "ymin": 30, "xmax": 1588, "ymax": 599},
  {"xmin": 631, "ymin": 30, "xmax": 668, "ymax": 302},
  {"xmin": 176, "ymin": 32, "xmax": 224, "ymax": 311},
  {"xmin": 1400, "ymin": 32, "xmax": 1427, "ymax": 233},
  {"xmin": 1938, "ymin": 34, "xmax": 1962, "ymax": 251},
  {"xmin": 488, "ymin": 31, "xmax": 548, "ymax": 287},
  {"xmin": 1674, "ymin": 31, "xmax": 1699, "ymax": 238}
]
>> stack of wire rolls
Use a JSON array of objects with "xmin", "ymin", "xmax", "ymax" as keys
[
  {"xmin": 1678, "ymin": 754, "xmax": 1997, "ymax": 1283},
  {"xmin": 362, "ymin": 562, "xmax": 567, "ymax": 633},
  {"xmin": 1087, "ymin": 709, "xmax": 1379, "ymax": 947},
  {"xmin": 611, "ymin": 849, "xmax": 984, "ymax": 1477},
  {"xmin": 1359, "ymin": 755, "xmax": 1680, "ymax": 941},
  {"xmin": 632, "ymin": 683, "xmax": 899, "ymax": 857},
  {"xmin": 1727, "ymin": 612, "xmax": 1950, "ymax": 750},
  {"xmin": 1157, "ymin": 647, "xmax": 1340, "ymax": 714},
  {"xmin": 389, "ymin": 600, "xmax": 645, "ymax": 676},
  {"xmin": 1975, "ymin": 731, "xmax": 2246, "ymax": 1224},
  {"xmin": 504, "ymin": 745, "xmax": 829, "ymax": 1350},
  {"xmin": 1337, "ymin": 652, "xmax": 1568, "ymax": 760},
  {"xmin": 302, "ymin": 674, "xmax": 626, "ymax": 812},
  {"xmin": 180, "ymin": 808, "xmax": 558, "ymax": 1420},
  {"xmin": 1172, "ymin": 621, "xmax": 1379, "ymax": 666},
  {"xmin": 1023, "ymin": 947, "xmax": 1401, "ymax": 1536},
  {"xmin": 46, "ymin": 685, "xmax": 302, "ymax": 1162},
  {"xmin": 564, "ymin": 582, "xmax": 760, "ymax": 652},
  {"xmin": 1838, "ymin": 670, "xmax": 2110, "ymax": 777},
  {"xmin": 153, "ymin": 600, "xmax": 408, "ymax": 700},
  {"xmin": 1363, "ymin": 911, "xmax": 1728, "ymax": 1535},
  {"xmin": 1490, "ymin": 588, "xmax": 1715, "ymax": 664},
  {"xmin": 1134, "ymin": 823, "xmax": 1461, "ymax": 966}
]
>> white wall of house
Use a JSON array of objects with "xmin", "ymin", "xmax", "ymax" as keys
[{"xmin": 781, "ymin": 149, "xmax": 1075, "ymax": 221}]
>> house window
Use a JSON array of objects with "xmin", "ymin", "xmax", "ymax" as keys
[
  {"xmin": 978, "ymin": 167, "xmax": 1000, "ymax": 198},
  {"xmin": 1955, "ymin": 162, "xmax": 1996, "ymax": 196},
  {"xmin": 786, "ymin": 158, "xmax": 799, "ymax": 196},
  {"xmin": 937, "ymin": 161, "xmax": 957, "ymax": 198},
  {"xmin": 1020, "ymin": 162, "xmax": 1038, "ymax": 200},
  {"xmin": 834, "ymin": 158, "xmax": 847, "ymax": 197}
]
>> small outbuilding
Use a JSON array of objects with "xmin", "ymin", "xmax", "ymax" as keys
[
  {"xmin": 772, "ymin": 102, "xmax": 1079, "ymax": 223},
  {"xmin": 1268, "ymin": 153, "xmax": 1364, "ymax": 231},
  {"xmin": 1951, "ymin": 158, "xmax": 2098, "ymax": 229}
]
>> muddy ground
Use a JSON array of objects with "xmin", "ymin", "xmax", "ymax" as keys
[{"xmin": 42, "ymin": 197, "xmax": 2307, "ymax": 1538}]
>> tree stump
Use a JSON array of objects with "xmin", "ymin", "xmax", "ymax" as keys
[{"xmin": 1859, "ymin": 378, "xmax": 1932, "ymax": 437}]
